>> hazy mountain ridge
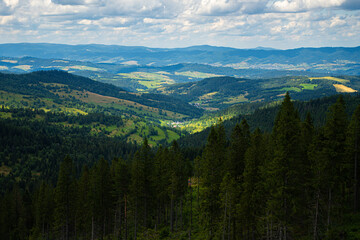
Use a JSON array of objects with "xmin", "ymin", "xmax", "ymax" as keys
[
  {"xmin": 1, "ymin": 43, "xmax": 359, "ymax": 75},
  {"xmin": 1, "ymin": 56, "xmax": 330, "ymax": 92}
]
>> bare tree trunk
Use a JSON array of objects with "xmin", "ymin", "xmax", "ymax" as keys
[
  {"xmin": 270, "ymin": 217, "xmax": 273, "ymax": 240},
  {"xmin": 134, "ymin": 200, "xmax": 138, "ymax": 240},
  {"xmin": 327, "ymin": 188, "xmax": 332, "ymax": 231},
  {"xmin": 114, "ymin": 205, "xmax": 117, "ymax": 238},
  {"xmin": 355, "ymin": 122, "xmax": 359, "ymax": 212},
  {"xmin": 144, "ymin": 197, "xmax": 147, "ymax": 229},
  {"xmin": 266, "ymin": 214, "xmax": 269, "ymax": 240},
  {"xmin": 228, "ymin": 203, "xmax": 231, "ymax": 240},
  {"xmin": 103, "ymin": 213, "xmax": 106, "ymax": 239},
  {"xmin": 223, "ymin": 191, "xmax": 228, "ymax": 240},
  {"xmin": 91, "ymin": 216, "xmax": 94, "ymax": 240},
  {"xmin": 170, "ymin": 191, "xmax": 174, "ymax": 233},
  {"xmin": 180, "ymin": 198, "xmax": 183, "ymax": 230},
  {"xmin": 313, "ymin": 189, "xmax": 320, "ymax": 240},
  {"xmin": 119, "ymin": 203, "xmax": 123, "ymax": 239},
  {"xmin": 189, "ymin": 180, "xmax": 193, "ymax": 240},
  {"xmin": 125, "ymin": 195, "xmax": 128, "ymax": 240}
]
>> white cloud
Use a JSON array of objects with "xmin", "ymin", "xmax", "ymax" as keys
[
  {"xmin": 0, "ymin": 0, "xmax": 358, "ymax": 49},
  {"xmin": 270, "ymin": 0, "xmax": 345, "ymax": 12},
  {"xmin": 330, "ymin": 16, "xmax": 346, "ymax": 27}
]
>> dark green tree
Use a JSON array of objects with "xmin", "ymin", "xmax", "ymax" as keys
[
  {"xmin": 323, "ymin": 96, "xmax": 348, "ymax": 228},
  {"xmin": 201, "ymin": 122, "xmax": 227, "ymax": 238},
  {"xmin": 76, "ymin": 165, "xmax": 91, "ymax": 239},
  {"xmin": 32, "ymin": 181, "xmax": 54, "ymax": 240},
  {"xmin": 346, "ymin": 104, "xmax": 360, "ymax": 212},
  {"xmin": 54, "ymin": 155, "xmax": 76, "ymax": 240},
  {"xmin": 266, "ymin": 92, "xmax": 305, "ymax": 239},
  {"xmin": 89, "ymin": 158, "xmax": 113, "ymax": 239},
  {"xmin": 240, "ymin": 128, "xmax": 266, "ymax": 240},
  {"xmin": 111, "ymin": 158, "xmax": 130, "ymax": 239}
]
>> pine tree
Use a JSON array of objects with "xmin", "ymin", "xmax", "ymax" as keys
[
  {"xmin": 153, "ymin": 146, "xmax": 171, "ymax": 229},
  {"xmin": 227, "ymin": 119, "xmax": 250, "ymax": 181},
  {"xmin": 90, "ymin": 158, "xmax": 113, "ymax": 239},
  {"xmin": 33, "ymin": 181, "xmax": 54, "ymax": 240},
  {"xmin": 240, "ymin": 128, "xmax": 266, "ymax": 239},
  {"xmin": 54, "ymin": 155, "xmax": 76, "ymax": 240},
  {"xmin": 219, "ymin": 173, "xmax": 237, "ymax": 240},
  {"xmin": 266, "ymin": 92, "xmax": 305, "ymax": 239},
  {"xmin": 111, "ymin": 158, "xmax": 130, "ymax": 239},
  {"xmin": 309, "ymin": 130, "xmax": 329, "ymax": 240},
  {"xmin": 168, "ymin": 140, "xmax": 188, "ymax": 232},
  {"xmin": 323, "ymin": 96, "xmax": 348, "ymax": 228},
  {"xmin": 346, "ymin": 104, "xmax": 360, "ymax": 212},
  {"xmin": 201, "ymin": 122, "xmax": 227, "ymax": 238},
  {"xmin": 130, "ymin": 149, "xmax": 146, "ymax": 239},
  {"xmin": 76, "ymin": 165, "xmax": 91, "ymax": 239}
]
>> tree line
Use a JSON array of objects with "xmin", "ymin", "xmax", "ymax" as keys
[{"xmin": 1, "ymin": 92, "xmax": 360, "ymax": 239}]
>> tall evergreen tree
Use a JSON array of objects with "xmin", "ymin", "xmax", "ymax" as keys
[
  {"xmin": 227, "ymin": 119, "xmax": 250, "ymax": 181},
  {"xmin": 201, "ymin": 122, "xmax": 227, "ymax": 238},
  {"xmin": 346, "ymin": 104, "xmax": 360, "ymax": 212},
  {"xmin": 54, "ymin": 155, "xmax": 76, "ymax": 240},
  {"xmin": 90, "ymin": 158, "xmax": 113, "ymax": 239},
  {"xmin": 266, "ymin": 92, "xmax": 305, "ymax": 239},
  {"xmin": 76, "ymin": 165, "xmax": 91, "ymax": 239},
  {"xmin": 240, "ymin": 128, "xmax": 266, "ymax": 240},
  {"xmin": 33, "ymin": 181, "xmax": 54, "ymax": 240},
  {"xmin": 323, "ymin": 96, "xmax": 348, "ymax": 227},
  {"xmin": 111, "ymin": 157, "xmax": 130, "ymax": 239}
]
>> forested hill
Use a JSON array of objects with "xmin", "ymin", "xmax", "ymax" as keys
[
  {"xmin": 155, "ymin": 75, "xmax": 360, "ymax": 110},
  {"xmin": 179, "ymin": 93, "xmax": 360, "ymax": 149},
  {"xmin": 2, "ymin": 92, "xmax": 360, "ymax": 239},
  {"xmin": 0, "ymin": 71, "xmax": 203, "ymax": 118}
]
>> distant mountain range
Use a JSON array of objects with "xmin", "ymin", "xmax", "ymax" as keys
[
  {"xmin": 0, "ymin": 43, "xmax": 359, "ymax": 75},
  {"xmin": 0, "ymin": 56, "xmax": 332, "ymax": 92}
]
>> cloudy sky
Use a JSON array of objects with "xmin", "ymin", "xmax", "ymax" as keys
[{"xmin": 0, "ymin": 0, "xmax": 359, "ymax": 49}]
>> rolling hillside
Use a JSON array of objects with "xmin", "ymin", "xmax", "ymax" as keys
[
  {"xmin": 155, "ymin": 75, "xmax": 360, "ymax": 110},
  {"xmin": 0, "ymin": 70, "xmax": 203, "ymax": 119},
  {"xmin": 0, "ymin": 56, "xmax": 329, "ymax": 92}
]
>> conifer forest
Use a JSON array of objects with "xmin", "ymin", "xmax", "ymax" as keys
[{"xmin": 1, "ymin": 92, "xmax": 360, "ymax": 240}]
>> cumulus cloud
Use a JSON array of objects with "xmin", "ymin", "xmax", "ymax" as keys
[
  {"xmin": 0, "ymin": 0, "xmax": 19, "ymax": 16},
  {"xmin": 0, "ymin": 0, "xmax": 359, "ymax": 49},
  {"xmin": 269, "ymin": 0, "xmax": 345, "ymax": 12}
]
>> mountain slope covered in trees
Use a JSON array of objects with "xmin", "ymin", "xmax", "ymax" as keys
[
  {"xmin": 0, "ymin": 71, "xmax": 203, "ymax": 118},
  {"xmin": 1, "ymin": 93, "xmax": 360, "ymax": 239},
  {"xmin": 155, "ymin": 75, "xmax": 360, "ymax": 110}
]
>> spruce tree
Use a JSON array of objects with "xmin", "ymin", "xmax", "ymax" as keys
[
  {"xmin": 76, "ymin": 165, "xmax": 91, "ymax": 239},
  {"xmin": 111, "ymin": 158, "xmax": 130, "ymax": 239},
  {"xmin": 90, "ymin": 158, "xmax": 113, "ymax": 239},
  {"xmin": 227, "ymin": 119, "xmax": 250, "ymax": 181},
  {"xmin": 201, "ymin": 122, "xmax": 226, "ymax": 238},
  {"xmin": 54, "ymin": 155, "xmax": 76, "ymax": 240},
  {"xmin": 240, "ymin": 128, "xmax": 266, "ymax": 239},
  {"xmin": 323, "ymin": 96, "xmax": 348, "ymax": 227},
  {"xmin": 266, "ymin": 92, "xmax": 304, "ymax": 239},
  {"xmin": 346, "ymin": 104, "xmax": 360, "ymax": 212}
]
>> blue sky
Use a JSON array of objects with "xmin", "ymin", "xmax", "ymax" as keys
[{"xmin": 0, "ymin": 0, "xmax": 359, "ymax": 49}]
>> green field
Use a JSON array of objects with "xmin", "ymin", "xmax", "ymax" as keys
[
  {"xmin": 117, "ymin": 72, "xmax": 175, "ymax": 90},
  {"xmin": 300, "ymin": 83, "xmax": 318, "ymax": 90},
  {"xmin": 175, "ymin": 71, "xmax": 222, "ymax": 79}
]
